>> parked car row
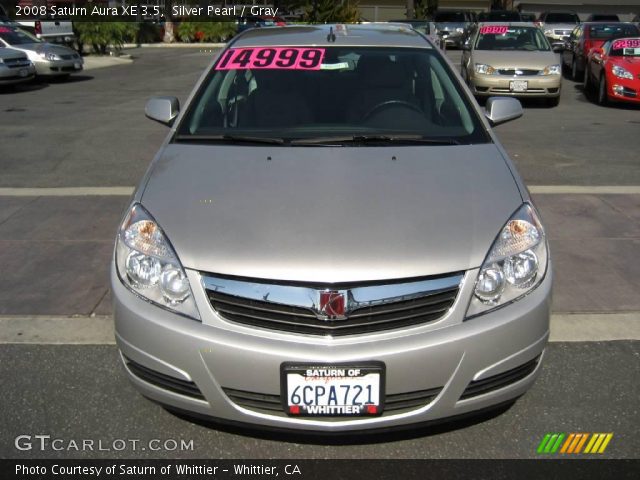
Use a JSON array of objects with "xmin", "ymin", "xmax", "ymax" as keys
[{"xmin": 0, "ymin": 23, "xmax": 83, "ymax": 86}]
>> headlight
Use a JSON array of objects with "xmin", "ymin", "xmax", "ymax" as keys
[
  {"xmin": 612, "ymin": 65, "xmax": 633, "ymax": 80},
  {"xmin": 115, "ymin": 204, "xmax": 200, "ymax": 320},
  {"xmin": 475, "ymin": 63, "xmax": 497, "ymax": 75},
  {"xmin": 456, "ymin": 27, "xmax": 464, "ymax": 33},
  {"xmin": 466, "ymin": 203, "xmax": 548, "ymax": 318},
  {"xmin": 544, "ymin": 29, "xmax": 554, "ymax": 35},
  {"xmin": 541, "ymin": 64, "xmax": 561, "ymax": 75},
  {"xmin": 38, "ymin": 51, "xmax": 60, "ymax": 61}
]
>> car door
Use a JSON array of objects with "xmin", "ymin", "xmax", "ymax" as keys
[
  {"xmin": 590, "ymin": 40, "xmax": 609, "ymax": 82},
  {"xmin": 563, "ymin": 25, "xmax": 580, "ymax": 67}
]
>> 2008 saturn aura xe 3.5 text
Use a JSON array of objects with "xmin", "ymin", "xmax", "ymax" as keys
[{"xmin": 112, "ymin": 24, "xmax": 552, "ymax": 433}]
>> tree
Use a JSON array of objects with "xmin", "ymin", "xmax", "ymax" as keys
[
  {"xmin": 415, "ymin": 0, "xmax": 438, "ymax": 19},
  {"xmin": 305, "ymin": 0, "xmax": 359, "ymax": 23}
]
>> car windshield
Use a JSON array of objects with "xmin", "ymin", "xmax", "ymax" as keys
[
  {"xmin": 545, "ymin": 13, "xmax": 579, "ymax": 23},
  {"xmin": 478, "ymin": 11, "xmax": 521, "ymax": 21},
  {"xmin": 475, "ymin": 26, "xmax": 550, "ymax": 51},
  {"xmin": 589, "ymin": 24, "xmax": 639, "ymax": 39},
  {"xmin": 0, "ymin": 26, "xmax": 41, "ymax": 44},
  {"xmin": 176, "ymin": 46, "xmax": 489, "ymax": 145},
  {"xmin": 609, "ymin": 38, "xmax": 640, "ymax": 56},
  {"xmin": 435, "ymin": 12, "xmax": 466, "ymax": 22}
]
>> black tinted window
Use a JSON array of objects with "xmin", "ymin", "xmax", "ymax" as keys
[
  {"xmin": 544, "ymin": 13, "xmax": 579, "ymax": 23},
  {"xmin": 435, "ymin": 12, "xmax": 466, "ymax": 22}
]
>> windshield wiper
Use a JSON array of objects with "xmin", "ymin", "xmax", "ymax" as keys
[
  {"xmin": 174, "ymin": 134, "xmax": 286, "ymax": 145},
  {"xmin": 291, "ymin": 135, "xmax": 461, "ymax": 146}
]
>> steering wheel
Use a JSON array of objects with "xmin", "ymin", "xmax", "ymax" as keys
[{"xmin": 362, "ymin": 100, "xmax": 423, "ymax": 121}]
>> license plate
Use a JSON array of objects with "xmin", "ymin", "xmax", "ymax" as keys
[
  {"xmin": 281, "ymin": 363, "xmax": 385, "ymax": 417},
  {"xmin": 510, "ymin": 80, "xmax": 528, "ymax": 92},
  {"xmin": 19, "ymin": 69, "xmax": 28, "ymax": 77}
]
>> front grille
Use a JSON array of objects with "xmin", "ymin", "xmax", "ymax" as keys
[
  {"xmin": 497, "ymin": 69, "xmax": 541, "ymax": 76},
  {"xmin": 460, "ymin": 357, "xmax": 539, "ymax": 400},
  {"xmin": 223, "ymin": 387, "xmax": 443, "ymax": 417},
  {"xmin": 206, "ymin": 275, "xmax": 460, "ymax": 336},
  {"xmin": 3, "ymin": 58, "xmax": 31, "ymax": 69},
  {"xmin": 124, "ymin": 356, "xmax": 205, "ymax": 400},
  {"xmin": 59, "ymin": 54, "xmax": 79, "ymax": 60},
  {"xmin": 554, "ymin": 29, "xmax": 571, "ymax": 36}
]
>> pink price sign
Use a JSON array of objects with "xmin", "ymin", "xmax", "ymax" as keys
[
  {"xmin": 479, "ymin": 26, "xmax": 509, "ymax": 35},
  {"xmin": 215, "ymin": 47, "xmax": 325, "ymax": 71},
  {"xmin": 0, "ymin": 27, "xmax": 12, "ymax": 33},
  {"xmin": 612, "ymin": 38, "xmax": 640, "ymax": 50}
]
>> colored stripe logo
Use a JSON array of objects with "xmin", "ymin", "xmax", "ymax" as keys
[{"xmin": 537, "ymin": 433, "xmax": 613, "ymax": 454}]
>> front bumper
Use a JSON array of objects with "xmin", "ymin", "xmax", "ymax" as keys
[
  {"xmin": 34, "ymin": 59, "xmax": 83, "ymax": 76},
  {"xmin": 0, "ymin": 64, "xmax": 36, "ymax": 84},
  {"xmin": 606, "ymin": 74, "xmax": 640, "ymax": 104},
  {"xmin": 470, "ymin": 73, "xmax": 562, "ymax": 98},
  {"xmin": 112, "ymin": 262, "xmax": 552, "ymax": 432}
]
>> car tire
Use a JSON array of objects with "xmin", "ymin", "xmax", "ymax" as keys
[
  {"xmin": 571, "ymin": 58, "xmax": 583, "ymax": 81},
  {"xmin": 546, "ymin": 96, "xmax": 560, "ymax": 107},
  {"xmin": 583, "ymin": 65, "xmax": 592, "ymax": 93},
  {"xmin": 598, "ymin": 73, "xmax": 608, "ymax": 106}
]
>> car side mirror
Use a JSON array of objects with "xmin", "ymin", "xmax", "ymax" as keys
[
  {"xmin": 145, "ymin": 96, "xmax": 180, "ymax": 126},
  {"xmin": 484, "ymin": 97, "xmax": 523, "ymax": 126},
  {"xmin": 462, "ymin": 42, "xmax": 471, "ymax": 51}
]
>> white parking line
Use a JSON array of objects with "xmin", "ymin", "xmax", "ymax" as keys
[
  {"xmin": 0, "ymin": 313, "xmax": 638, "ymax": 345},
  {"xmin": 0, "ymin": 187, "xmax": 134, "ymax": 196},
  {"xmin": 528, "ymin": 186, "xmax": 640, "ymax": 194},
  {"xmin": 1, "ymin": 186, "xmax": 639, "ymax": 197}
]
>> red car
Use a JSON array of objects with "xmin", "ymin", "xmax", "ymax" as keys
[
  {"xmin": 584, "ymin": 37, "xmax": 640, "ymax": 105},
  {"xmin": 561, "ymin": 22, "xmax": 639, "ymax": 81}
]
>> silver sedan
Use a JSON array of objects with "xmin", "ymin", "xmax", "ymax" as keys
[
  {"xmin": 0, "ymin": 26, "xmax": 82, "ymax": 77},
  {"xmin": 112, "ymin": 24, "xmax": 551, "ymax": 433},
  {"xmin": 0, "ymin": 46, "xmax": 35, "ymax": 85}
]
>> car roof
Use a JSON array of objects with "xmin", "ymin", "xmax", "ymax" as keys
[
  {"xmin": 477, "ymin": 22, "xmax": 537, "ymax": 27},
  {"xmin": 231, "ymin": 23, "xmax": 433, "ymax": 48}
]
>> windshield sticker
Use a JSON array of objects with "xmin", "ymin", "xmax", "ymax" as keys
[
  {"xmin": 479, "ymin": 26, "xmax": 509, "ymax": 35},
  {"xmin": 215, "ymin": 48, "xmax": 325, "ymax": 71},
  {"xmin": 612, "ymin": 38, "xmax": 640, "ymax": 50},
  {"xmin": 320, "ymin": 62, "xmax": 350, "ymax": 70}
]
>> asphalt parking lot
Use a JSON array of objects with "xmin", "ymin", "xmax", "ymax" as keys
[{"xmin": 0, "ymin": 47, "xmax": 638, "ymax": 460}]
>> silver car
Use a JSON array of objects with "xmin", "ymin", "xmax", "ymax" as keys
[
  {"xmin": 0, "ymin": 26, "xmax": 82, "ymax": 77},
  {"xmin": 0, "ymin": 45, "xmax": 35, "ymax": 85},
  {"xmin": 113, "ymin": 24, "xmax": 551, "ymax": 433}
]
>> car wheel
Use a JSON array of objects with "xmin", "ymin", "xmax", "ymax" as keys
[
  {"xmin": 546, "ymin": 96, "xmax": 560, "ymax": 107},
  {"xmin": 598, "ymin": 73, "xmax": 608, "ymax": 106},
  {"xmin": 571, "ymin": 58, "xmax": 582, "ymax": 81}
]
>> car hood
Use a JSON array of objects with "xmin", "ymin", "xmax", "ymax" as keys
[
  {"xmin": 543, "ymin": 23, "xmax": 577, "ymax": 31},
  {"xmin": 0, "ymin": 48, "xmax": 27, "ymax": 60},
  {"xmin": 611, "ymin": 56, "xmax": 640, "ymax": 74},
  {"xmin": 10, "ymin": 42, "xmax": 75, "ymax": 55},
  {"xmin": 472, "ymin": 50, "xmax": 559, "ymax": 69},
  {"xmin": 140, "ymin": 144, "xmax": 523, "ymax": 283}
]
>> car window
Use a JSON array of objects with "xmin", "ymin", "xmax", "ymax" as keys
[
  {"xmin": 434, "ymin": 12, "xmax": 467, "ymax": 22},
  {"xmin": 0, "ymin": 27, "xmax": 41, "ymax": 44},
  {"xmin": 478, "ymin": 12, "xmax": 521, "ymax": 22},
  {"xmin": 544, "ymin": 13, "xmax": 579, "ymax": 23},
  {"xmin": 177, "ymin": 47, "xmax": 489, "ymax": 145},
  {"xmin": 475, "ymin": 26, "xmax": 551, "ymax": 51},
  {"xmin": 588, "ymin": 24, "xmax": 640, "ymax": 39}
]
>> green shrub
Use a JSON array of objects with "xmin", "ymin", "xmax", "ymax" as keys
[
  {"xmin": 177, "ymin": 21, "xmax": 236, "ymax": 43},
  {"xmin": 74, "ymin": 21, "xmax": 139, "ymax": 54}
]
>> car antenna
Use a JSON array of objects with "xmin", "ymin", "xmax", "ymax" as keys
[{"xmin": 327, "ymin": 26, "xmax": 336, "ymax": 43}]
